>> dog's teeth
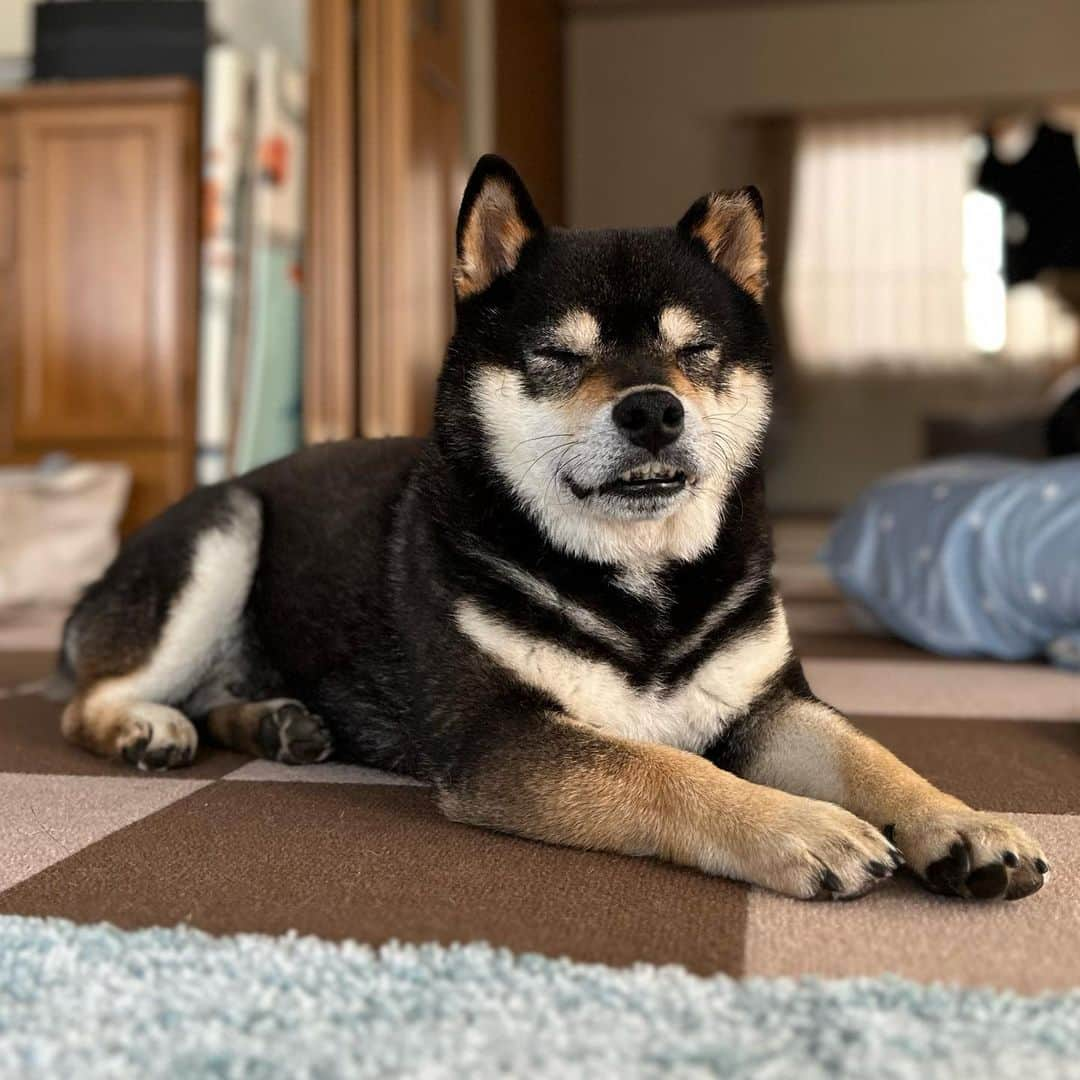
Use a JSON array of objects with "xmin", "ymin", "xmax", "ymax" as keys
[{"xmin": 615, "ymin": 465, "xmax": 681, "ymax": 484}]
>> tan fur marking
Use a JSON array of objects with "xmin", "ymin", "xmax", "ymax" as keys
[
  {"xmin": 205, "ymin": 700, "xmax": 276, "ymax": 756},
  {"xmin": 439, "ymin": 720, "xmax": 899, "ymax": 898},
  {"xmin": 691, "ymin": 192, "xmax": 767, "ymax": 301},
  {"xmin": 62, "ymin": 688, "xmax": 197, "ymax": 763},
  {"xmin": 573, "ymin": 370, "xmax": 620, "ymax": 408},
  {"xmin": 746, "ymin": 694, "xmax": 963, "ymax": 824},
  {"xmin": 658, "ymin": 304, "xmax": 703, "ymax": 351},
  {"xmin": 742, "ymin": 694, "xmax": 1049, "ymax": 896},
  {"xmin": 666, "ymin": 367, "xmax": 701, "ymax": 400},
  {"xmin": 454, "ymin": 178, "xmax": 535, "ymax": 299},
  {"xmin": 549, "ymin": 308, "xmax": 600, "ymax": 355}
]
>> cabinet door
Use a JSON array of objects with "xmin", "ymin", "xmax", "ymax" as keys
[{"xmin": 12, "ymin": 100, "xmax": 195, "ymax": 443}]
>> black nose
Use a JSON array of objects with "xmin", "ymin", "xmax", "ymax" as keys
[{"xmin": 612, "ymin": 389, "xmax": 685, "ymax": 454}]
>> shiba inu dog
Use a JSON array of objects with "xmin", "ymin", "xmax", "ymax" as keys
[{"xmin": 58, "ymin": 155, "xmax": 1048, "ymax": 901}]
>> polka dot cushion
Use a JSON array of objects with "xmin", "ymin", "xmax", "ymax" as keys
[{"xmin": 821, "ymin": 456, "xmax": 1080, "ymax": 668}]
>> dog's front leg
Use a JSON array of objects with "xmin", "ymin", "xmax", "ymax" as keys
[
  {"xmin": 436, "ymin": 710, "xmax": 901, "ymax": 900},
  {"xmin": 716, "ymin": 692, "xmax": 1049, "ymax": 900}
]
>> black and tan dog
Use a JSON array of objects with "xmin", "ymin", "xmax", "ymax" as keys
[{"xmin": 59, "ymin": 155, "xmax": 1048, "ymax": 901}]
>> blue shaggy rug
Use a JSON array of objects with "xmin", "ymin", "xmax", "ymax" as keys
[{"xmin": 0, "ymin": 916, "xmax": 1078, "ymax": 1078}]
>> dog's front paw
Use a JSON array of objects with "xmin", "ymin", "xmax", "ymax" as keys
[
  {"xmin": 890, "ymin": 807, "xmax": 1048, "ymax": 901},
  {"xmin": 744, "ymin": 796, "xmax": 903, "ymax": 901}
]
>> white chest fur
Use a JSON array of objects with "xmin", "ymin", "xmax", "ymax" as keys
[{"xmin": 455, "ymin": 597, "xmax": 792, "ymax": 752}]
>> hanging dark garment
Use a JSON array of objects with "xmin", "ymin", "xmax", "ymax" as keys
[{"xmin": 977, "ymin": 121, "xmax": 1080, "ymax": 285}]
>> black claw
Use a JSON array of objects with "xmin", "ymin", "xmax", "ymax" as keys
[
  {"xmin": 882, "ymin": 824, "xmax": 896, "ymax": 843},
  {"xmin": 1002, "ymin": 851, "xmax": 1019, "ymax": 868},
  {"xmin": 889, "ymin": 847, "xmax": 905, "ymax": 868},
  {"xmin": 122, "ymin": 736, "xmax": 150, "ymax": 764},
  {"xmin": 1034, "ymin": 858, "xmax": 1049, "ymax": 874},
  {"xmin": 821, "ymin": 869, "xmax": 843, "ymax": 893},
  {"xmin": 867, "ymin": 860, "xmax": 890, "ymax": 878}
]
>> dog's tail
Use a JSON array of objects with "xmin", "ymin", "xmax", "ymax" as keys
[
  {"xmin": 0, "ymin": 613, "xmax": 78, "ymax": 702},
  {"xmin": 0, "ymin": 669, "xmax": 74, "ymax": 702}
]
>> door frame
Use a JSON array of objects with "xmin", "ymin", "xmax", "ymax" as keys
[
  {"xmin": 356, "ymin": 0, "xmax": 412, "ymax": 437},
  {"xmin": 304, "ymin": 0, "xmax": 358, "ymax": 443}
]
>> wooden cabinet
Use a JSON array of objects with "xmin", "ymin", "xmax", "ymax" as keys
[{"xmin": 0, "ymin": 79, "xmax": 199, "ymax": 532}]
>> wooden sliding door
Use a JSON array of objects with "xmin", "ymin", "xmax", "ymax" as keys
[
  {"xmin": 304, "ymin": 0, "xmax": 565, "ymax": 441},
  {"xmin": 358, "ymin": 0, "xmax": 464, "ymax": 437}
]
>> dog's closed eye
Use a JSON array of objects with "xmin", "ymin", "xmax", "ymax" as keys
[
  {"xmin": 533, "ymin": 347, "xmax": 587, "ymax": 364},
  {"xmin": 677, "ymin": 343, "xmax": 716, "ymax": 358}
]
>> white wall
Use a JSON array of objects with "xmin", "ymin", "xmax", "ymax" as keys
[
  {"xmin": 0, "ymin": 1, "xmax": 32, "ymax": 57},
  {"xmin": 567, "ymin": 0, "xmax": 1080, "ymax": 227},
  {"xmin": 210, "ymin": 0, "xmax": 306, "ymax": 70}
]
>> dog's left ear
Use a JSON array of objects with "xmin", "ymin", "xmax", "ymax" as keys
[
  {"xmin": 454, "ymin": 154, "xmax": 544, "ymax": 300},
  {"xmin": 677, "ymin": 187, "xmax": 766, "ymax": 302}
]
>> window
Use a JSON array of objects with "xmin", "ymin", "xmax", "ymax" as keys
[{"xmin": 784, "ymin": 116, "xmax": 1078, "ymax": 370}]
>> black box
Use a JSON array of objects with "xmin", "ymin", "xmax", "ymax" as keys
[{"xmin": 33, "ymin": 1, "xmax": 207, "ymax": 83}]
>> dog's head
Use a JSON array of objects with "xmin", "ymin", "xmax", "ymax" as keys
[{"xmin": 438, "ymin": 154, "xmax": 772, "ymax": 567}]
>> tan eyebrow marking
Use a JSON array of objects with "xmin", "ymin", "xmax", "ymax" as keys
[
  {"xmin": 658, "ymin": 305, "xmax": 705, "ymax": 351},
  {"xmin": 545, "ymin": 309, "xmax": 600, "ymax": 354}
]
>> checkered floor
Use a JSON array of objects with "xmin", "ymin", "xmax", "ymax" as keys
[{"xmin": 1, "ymin": 522, "xmax": 1077, "ymax": 993}]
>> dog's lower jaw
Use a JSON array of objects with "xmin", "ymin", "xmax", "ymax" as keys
[
  {"xmin": 521, "ymin": 476, "xmax": 725, "ymax": 567},
  {"xmin": 564, "ymin": 474, "xmax": 692, "ymax": 522}
]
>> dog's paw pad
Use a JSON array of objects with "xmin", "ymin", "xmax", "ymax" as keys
[
  {"xmin": 965, "ymin": 862, "xmax": 1010, "ymax": 899},
  {"xmin": 259, "ymin": 702, "xmax": 333, "ymax": 765}
]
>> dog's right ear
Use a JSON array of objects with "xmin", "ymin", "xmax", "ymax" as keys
[
  {"xmin": 454, "ymin": 155, "xmax": 543, "ymax": 300},
  {"xmin": 677, "ymin": 187, "xmax": 767, "ymax": 302}
]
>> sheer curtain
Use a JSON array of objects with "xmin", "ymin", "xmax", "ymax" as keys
[{"xmin": 784, "ymin": 115, "xmax": 1077, "ymax": 370}]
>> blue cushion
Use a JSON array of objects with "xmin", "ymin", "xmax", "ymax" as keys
[{"xmin": 821, "ymin": 456, "xmax": 1080, "ymax": 668}]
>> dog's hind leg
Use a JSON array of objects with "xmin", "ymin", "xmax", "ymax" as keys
[
  {"xmin": 202, "ymin": 699, "xmax": 333, "ymax": 764},
  {"xmin": 61, "ymin": 487, "xmax": 262, "ymax": 771}
]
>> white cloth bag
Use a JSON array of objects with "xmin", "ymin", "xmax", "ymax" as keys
[{"xmin": 0, "ymin": 461, "xmax": 130, "ymax": 609}]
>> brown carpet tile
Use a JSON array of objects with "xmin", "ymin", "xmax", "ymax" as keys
[{"xmin": 1, "ymin": 643, "xmax": 1077, "ymax": 991}]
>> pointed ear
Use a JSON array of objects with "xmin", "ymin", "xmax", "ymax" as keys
[
  {"xmin": 677, "ymin": 187, "xmax": 767, "ymax": 301},
  {"xmin": 454, "ymin": 155, "xmax": 544, "ymax": 300}
]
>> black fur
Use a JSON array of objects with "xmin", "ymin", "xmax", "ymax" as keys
[{"xmin": 64, "ymin": 155, "xmax": 799, "ymax": 789}]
